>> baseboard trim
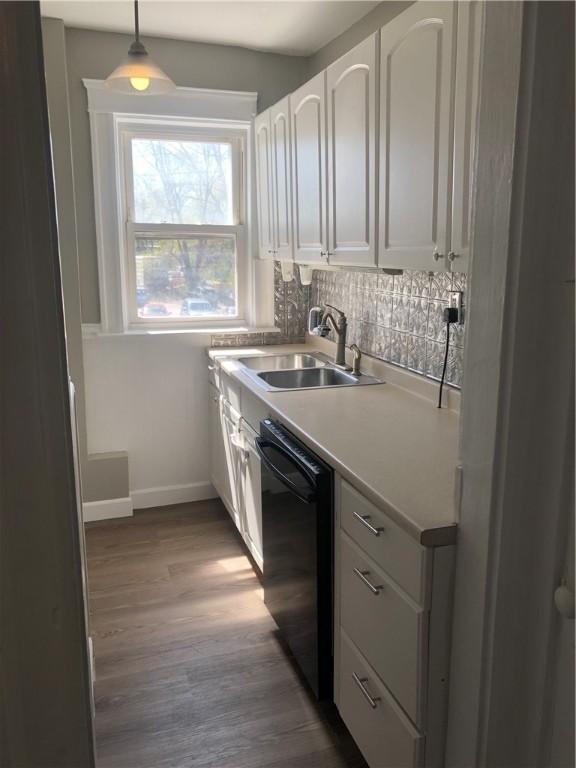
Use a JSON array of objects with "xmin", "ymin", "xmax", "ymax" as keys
[
  {"xmin": 83, "ymin": 496, "xmax": 133, "ymax": 522},
  {"xmin": 131, "ymin": 481, "xmax": 217, "ymax": 510}
]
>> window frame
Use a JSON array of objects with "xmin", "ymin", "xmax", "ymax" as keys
[
  {"xmin": 117, "ymin": 120, "xmax": 250, "ymax": 329},
  {"xmin": 83, "ymin": 80, "xmax": 275, "ymax": 336}
]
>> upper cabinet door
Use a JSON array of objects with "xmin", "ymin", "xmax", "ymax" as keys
[
  {"xmin": 255, "ymin": 109, "xmax": 275, "ymax": 259},
  {"xmin": 379, "ymin": 2, "xmax": 456, "ymax": 271},
  {"xmin": 290, "ymin": 72, "xmax": 327, "ymax": 264},
  {"xmin": 327, "ymin": 34, "xmax": 378, "ymax": 268},
  {"xmin": 450, "ymin": 0, "xmax": 483, "ymax": 273},
  {"xmin": 270, "ymin": 97, "xmax": 293, "ymax": 261}
]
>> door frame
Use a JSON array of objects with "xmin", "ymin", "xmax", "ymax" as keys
[
  {"xmin": 0, "ymin": 3, "xmax": 95, "ymax": 765},
  {"xmin": 446, "ymin": 2, "xmax": 574, "ymax": 765}
]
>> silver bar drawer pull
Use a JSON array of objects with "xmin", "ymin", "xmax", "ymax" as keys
[
  {"xmin": 353, "ymin": 567, "xmax": 382, "ymax": 595},
  {"xmin": 352, "ymin": 672, "xmax": 381, "ymax": 709},
  {"xmin": 352, "ymin": 510, "xmax": 384, "ymax": 537}
]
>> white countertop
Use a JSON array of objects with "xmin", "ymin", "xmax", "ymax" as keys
[{"xmin": 209, "ymin": 340, "xmax": 460, "ymax": 546}]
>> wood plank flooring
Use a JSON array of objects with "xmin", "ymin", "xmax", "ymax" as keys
[{"xmin": 86, "ymin": 500, "xmax": 367, "ymax": 768}]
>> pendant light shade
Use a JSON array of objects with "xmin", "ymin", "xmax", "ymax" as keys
[{"xmin": 105, "ymin": 1, "xmax": 175, "ymax": 94}]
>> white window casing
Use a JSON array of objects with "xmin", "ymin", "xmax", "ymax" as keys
[{"xmin": 84, "ymin": 79, "xmax": 273, "ymax": 333}]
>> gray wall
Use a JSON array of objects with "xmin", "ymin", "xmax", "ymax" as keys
[
  {"xmin": 306, "ymin": 0, "xmax": 412, "ymax": 77},
  {"xmin": 42, "ymin": 18, "xmax": 88, "ymax": 470},
  {"xmin": 63, "ymin": 27, "xmax": 309, "ymax": 323}
]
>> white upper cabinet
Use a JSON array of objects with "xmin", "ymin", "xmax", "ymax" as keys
[
  {"xmin": 327, "ymin": 34, "xmax": 378, "ymax": 267},
  {"xmin": 270, "ymin": 97, "xmax": 293, "ymax": 261},
  {"xmin": 378, "ymin": 2, "xmax": 456, "ymax": 271},
  {"xmin": 255, "ymin": 110, "xmax": 274, "ymax": 259},
  {"xmin": 254, "ymin": 0, "xmax": 480, "ymax": 272},
  {"xmin": 450, "ymin": 0, "xmax": 483, "ymax": 272},
  {"xmin": 290, "ymin": 72, "xmax": 328, "ymax": 264}
]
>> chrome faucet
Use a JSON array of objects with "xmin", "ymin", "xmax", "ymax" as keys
[{"xmin": 315, "ymin": 304, "xmax": 350, "ymax": 369}]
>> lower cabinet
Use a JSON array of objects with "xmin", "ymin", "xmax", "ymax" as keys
[
  {"xmin": 209, "ymin": 376, "xmax": 265, "ymax": 573},
  {"xmin": 209, "ymin": 384, "xmax": 234, "ymax": 516},
  {"xmin": 335, "ymin": 478, "xmax": 454, "ymax": 768},
  {"xmin": 240, "ymin": 420, "xmax": 263, "ymax": 571}
]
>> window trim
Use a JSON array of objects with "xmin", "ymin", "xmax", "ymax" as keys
[
  {"xmin": 83, "ymin": 80, "xmax": 274, "ymax": 334},
  {"xmin": 117, "ymin": 122, "xmax": 248, "ymax": 329}
]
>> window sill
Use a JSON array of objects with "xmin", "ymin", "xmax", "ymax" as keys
[{"xmin": 82, "ymin": 324, "xmax": 281, "ymax": 339}]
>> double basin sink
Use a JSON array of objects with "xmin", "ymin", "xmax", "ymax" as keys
[{"xmin": 236, "ymin": 352, "xmax": 383, "ymax": 392}]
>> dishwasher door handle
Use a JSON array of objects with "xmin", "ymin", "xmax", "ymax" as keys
[{"xmin": 255, "ymin": 438, "xmax": 317, "ymax": 504}]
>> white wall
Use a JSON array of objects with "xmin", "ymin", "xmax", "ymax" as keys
[{"xmin": 83, "ymin": 334, "xmax": 216, "ymax": 507}]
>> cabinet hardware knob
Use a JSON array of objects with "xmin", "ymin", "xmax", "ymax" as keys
[
  {"xmin": 352, "ymin": 672, "xmax": 381, "ymax": 709},
  {"xmin": 448, "ymin": 251, "xmax": 459, "ymax": 262},
  {"xmin": 352, "ymin": 511, "xmax": 384, "ymax": 536},
  {"xmin": 433, "ymin": 250, "xmax": 444, "ymax": 262},
  {"xmin": 353, "ymin": 567, "xmax": 382, "ymax": 595}
]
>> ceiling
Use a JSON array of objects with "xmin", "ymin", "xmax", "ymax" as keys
[{"xmin": 40, "ymin": 1, "xmax": 380, "ymax": 56}]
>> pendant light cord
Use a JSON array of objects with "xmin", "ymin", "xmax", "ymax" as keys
[{"xmin": 134, "ymin": 0, "xmax": 140, "ymax": 43}]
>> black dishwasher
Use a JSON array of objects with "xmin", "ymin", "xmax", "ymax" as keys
[{"xmin": 256, "ymin": 419, "xmax": 333, "ymax": 700}]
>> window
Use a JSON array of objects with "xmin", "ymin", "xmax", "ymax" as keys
[
  {"xmin": 83, "ymin": 81, "xmax": 274, "ymax": 334},
  {"xmin": 121, "ymin": 128, "xmax": 246, "ymax": 324}
]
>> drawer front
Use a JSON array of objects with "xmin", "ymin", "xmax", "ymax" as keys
[
  {"xmin": 241, "ymin": 388, "xmax": 269, "ymax": 432},
  {"xmin": 339, "ymin": 630, "xmax": 424, "ymax": 768},
  {"xmin": 340, "ymin": 479, "xmax": 427, "ymax": 604},
  {"xmin": 340, "ymin": 532, "xmax": 425, "ymax": 725},
  {"xmin": 207, "ymin": 361, "xmax": 217, "ymax": 388},
  {"xmin": 218, "ymin": 369, "xmax": 241, "ymax": 412}
]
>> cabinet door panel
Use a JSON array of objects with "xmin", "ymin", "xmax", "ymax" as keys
[
  {"xmin": 209, "ymin": 387, "xmax": 231, "ymax": 510},
  {"xmin": 327, "ymin": 34, "xmax": 377, "ymax": 267},
  {"xmin": 270, "ymin": 97, "xmax": 293, "ymax": 261},
  {"xmin": 290, "ymin": 72, "xmax": 327, "ymax": 264},
  {"xmin": 241, "ymin": 426, "xmax": 263, "ymax": 571},
  {"xmin": 221, "ymin": 408, "xmax": 243, "ymax": 531},
  {"xmin": 379, "ymin": 2, "xmax": 456, "ymax": 270},
  {"xmin": 255, "ymin": 110, "xmax": 274, "ymax": 259},
  {"xmin": 450, "ymin": 0, "xmax": 483, "ymax": 272}
]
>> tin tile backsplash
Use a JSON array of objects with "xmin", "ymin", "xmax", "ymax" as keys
[
  {"xmin": 311, "ymin": 269, "xmax": 467, "ymax": 387},
  {"xmin": 211, "ymin": 262, "xmax": 309, "ymax": 348},
  {"xmin": 212, "ymin": 262, "xmax": 466, "ymax": 388}
]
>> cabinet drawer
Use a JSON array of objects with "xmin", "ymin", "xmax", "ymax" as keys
[
  {"xmin": 340, "ymin": 532, "xmax": 426, "ymax": 725},
  {"xmin": 218, "ymin": 369, "xmax": 241, "ymax": 412},
  {"xmin": 340, "ymin": 479, "xmax": 428, "ymax": 604},
  {"xmin": 207, "ymin": 361, "xmax": 217, "ymax": 387},
  {"xmin": 339, "ymin": 630, "xmax": 424, "ymax": 768},
  {"xmin": 241, "ymin": 388, "xmax": 269, "ymax": 432}
]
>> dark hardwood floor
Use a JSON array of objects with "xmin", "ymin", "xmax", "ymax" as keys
[{"xmin": 86, "ymin": 499, "xmax": 367, "ymax": 768}]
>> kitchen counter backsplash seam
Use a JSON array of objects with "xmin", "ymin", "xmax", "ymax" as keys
[{"xmin": 211, "ymin": 263, "xmax": 466, "ymax": 387}]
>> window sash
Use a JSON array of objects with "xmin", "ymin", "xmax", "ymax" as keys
[
  {"xmin": 124, "ymin": 225, "xmax": 246, "ymax": 325},
  {"xmin": 117, "ymin": 124, "xmax": 249, "ymax": 329},
  {"xmin": 122, "ymin": 128, "xmax": 244, "ymax": 228}
]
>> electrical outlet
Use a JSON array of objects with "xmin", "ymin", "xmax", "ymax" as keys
[{"xmin": 449, "ymin": 291, "xmax": 465, "ymax": 324}]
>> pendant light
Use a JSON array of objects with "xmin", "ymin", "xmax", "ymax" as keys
[{"xmin": 105, "ymin": 0, "xmax": 176, "ymax": 94}]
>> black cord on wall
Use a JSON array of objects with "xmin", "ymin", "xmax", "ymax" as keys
[
  {"xmin": 437, "ymin": 307, "xmax": 459, "ymax": 409},
  {"xmin": 437, "ymin": 322, "xmax": 451, "ymax": 409}
]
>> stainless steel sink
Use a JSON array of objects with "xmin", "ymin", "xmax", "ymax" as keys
[
  {"xmin": 255, "ymin": 366, "xmax": 382, "ymax": 391},
  {"xmin": 238, "ymin": 353, "xmax": 327, "ymax": 371}
]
